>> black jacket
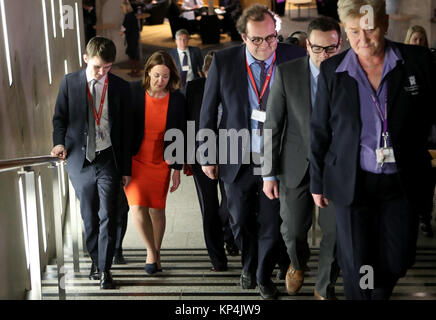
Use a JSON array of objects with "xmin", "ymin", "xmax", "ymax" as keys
[
  {"xmin": 130, "ymin": 81, "xmax": 185, "ymax": 170},
  {"xmin": 310, "ymin": 42, "xmax": 436, "ymax": 208},
  {"xmin": 199, "ymin": 42, "xmax": 306, "ymax": 183},
  {"xmin": 52, "ymin": 70, "xmax": 132, "ymax": 176}
]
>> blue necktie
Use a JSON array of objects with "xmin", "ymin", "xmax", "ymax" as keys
[
  {"xmin": 257, "ymin": 61, "xmax": 269, "ymax": 135},
  {"xmin": 181, "ymin": 51, "xmax": 188, "ymax": 88}
]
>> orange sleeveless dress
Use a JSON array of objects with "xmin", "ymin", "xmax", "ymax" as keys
[{"xmin": 125, "ymin": 92, "xmax": 171, "ymax": 209}]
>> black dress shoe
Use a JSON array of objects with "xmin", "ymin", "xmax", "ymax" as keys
[
  {"xmin": 240, "ymin": 271, "xmax": 256, "ymax": 289},
  {"xmin": 113, "ymin": 253, "xmax": 127, "ymax": 265},
  {"xmin": 420, "ymin": 221, "xmax": 434, "ymax": 237},
  {"xmin": 100, "ymin": 271, "xmax": 115, "ymax": 289},
  {"xmin": 211, "ymin": 265, "xmax": 228, "ymax": 272},
  {"xmin": 259, "ymin": 282, "xmax": 278, "ymax": 300},
  {"xmin": 225, "ymin": 243, "xmax": 239, "ymax": 256},
  {"xmin": 89, "ymin": 262, "xmax": 100, "ymax": 280}
]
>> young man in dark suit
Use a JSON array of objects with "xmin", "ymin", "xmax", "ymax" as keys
[
  {"xmin": 199, "ymin": 4, "xmax": 306, "ymax": 299},
  {"xmin": 168, "ymin": 29, "xmax": 203, "ymax": 93},
  {"xmin": 51, "ymin": 36, "xmax": 132, "ymax": 289},
  {"xmin": 262, "ymin": 17, "xmax": 342, "ymax": 300}
]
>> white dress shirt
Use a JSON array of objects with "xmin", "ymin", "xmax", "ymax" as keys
[
  {"xmin": 86, "ymin": 70, "xmax": 111, "ymax": 151},
  {"xmin": 177, "ymin": 48, "xmax": 195, "ymax": 82}
]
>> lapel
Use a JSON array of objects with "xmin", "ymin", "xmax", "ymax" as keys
[
  {"xmin": 79, "ymin": 70, "xmax": 88, "ymax": 124},
  {"xmin": 173, "ymin": 48, "xmax": 182, "ymax": 72},
  {"xmin": 339, "ymin": 71, "xmax": 361, "ymax": 126},
  {"xmin": 385, "ymin": 61, "xmax": 404, "ymax": 119},
  {"xmin": 299, "ymin": 58, "xmax": 313, "ymax": 145},
  {"xmin": 237, "ymin": 45, "xmax": 250, "ymax": 126},
  {"xmin": 107, "ymin": 73, "xmax": 115, "ymax": 130},
  {"xmin": 301, "ymin": 57, "xmax": 312, "ymax": 113}
]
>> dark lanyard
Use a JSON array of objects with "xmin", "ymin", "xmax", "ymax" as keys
[
  {"xmin": 86, "ymin": 76, "xmax": 108, "ymax": 126},
  {"xmin": 246, "ymin": 53, "xmax": 276, "ymax": 107}
]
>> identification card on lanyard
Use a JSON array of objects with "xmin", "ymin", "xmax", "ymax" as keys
[
  {"xmin": 372, "ymin": 95, "xmax": 395, "ymax": 167},
  {"xmin": 246, "ymin": 53, "xmax": 276, "ymax": 124},
  {"xmin": 87, "ymin": 77, "xmax": 108, "ymax": 140}
]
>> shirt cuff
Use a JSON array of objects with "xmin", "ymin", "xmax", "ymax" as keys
[{"xmin": 263, "ymin": 176, "xmax": 277, "ymax": 181}]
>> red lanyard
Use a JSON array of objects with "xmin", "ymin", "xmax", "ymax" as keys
[
  {"xmin": 87, "ymin": 76, "xmax": 108, "ymax": 126},
  {"xmin": 246, "ymin": 53, "xmax": 276, "ymax": 106}
]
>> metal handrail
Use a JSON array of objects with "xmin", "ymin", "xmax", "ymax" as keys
[
  {"xmin": 0, "ymin": 155, "xmax": 72, "ymax": 300},
  {"xmin": 0, "ymin": 155, "xmax": 60, "ymax": 172}
]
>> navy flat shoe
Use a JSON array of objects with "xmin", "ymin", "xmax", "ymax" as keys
[{"xmin": 144, "ymin": 263, "xmax": 158, "ymax": 275}]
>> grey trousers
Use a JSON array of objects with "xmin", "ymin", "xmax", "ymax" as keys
[{"xmin": 279, "ymin": 171, "xmax": 339, "ymax": 298}]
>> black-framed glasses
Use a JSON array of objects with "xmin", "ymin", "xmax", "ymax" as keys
[
  {"xmin": 308, "ymin": 40, "xmax": 339, "ymax": 54},
  {"xmin": 245, "ymin": 32, "xmax": 278, "ymax": 46}
]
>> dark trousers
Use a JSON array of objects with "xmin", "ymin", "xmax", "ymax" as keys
[
  {"xmin": 192, "ymin": 163, "xmax": 234, "ymax": 269},
  {"xmin": 115, "ymin": 189, "xmax": 129, "ymax": 256},
  {"xmin": 224, "ymin": 164, "xmax": 282, "ymax": 285},
  {"xmin": 68, "ymin": 148, "xmax": 120, "ymax": 272},
  {"xmin": 280, "ymin": 171, "xmax": 339, "ymax": 298},
  {"xmin": 334, "ymin": 170, "xmax": 419, "ymax": 300}
]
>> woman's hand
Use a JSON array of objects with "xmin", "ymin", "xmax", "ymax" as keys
[{"xmin": 170, "ymin": 170, "xmax": 181, "ymax": 193}]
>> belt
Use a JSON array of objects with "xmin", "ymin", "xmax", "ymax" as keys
[{"xmin": 95, "ymin": 147, "xmax": 112, "ymax": 157}]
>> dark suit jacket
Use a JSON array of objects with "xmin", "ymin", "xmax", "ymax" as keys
[
  {"xmin": 130, "ymin": 81, "xmax": 185, "ymax": 170},
  {"xmin": 168, "ymin": 46, "xmax": 204, "ymax": 81},
  {"xmin": 310, "ymin": 42, "xmax": 436, "ymax": 208},
  {"xmin": 52, "ymin": 70, "xmax": 131, "ymax": 176},
  {"xmin": 185, "ymin": 77, "xmax": 205, "ymax": 163},
  {"xmin": 262, "ymin": 56, "xmax": 312, "ymax": 188},
  {"xmin": 199, "ymin": 43, "xmax": 307, "ymax": 184}
]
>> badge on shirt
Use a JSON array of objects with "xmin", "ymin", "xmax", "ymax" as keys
[
  {"xmin": 251, "ymin": 109, "xmax": 266, "ymax": 123},
  {"xmin": 182, "ymin": 65, "xmax": 190, "ymax": 72},
  {"xmin": 404, "ymin": 74, "xmax": 419, "ymax": 96}
]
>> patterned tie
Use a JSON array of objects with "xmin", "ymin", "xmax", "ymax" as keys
[
  {"xmin": 181, "ymin": 51, "xmax": 188, "ymax": 88},
  {"xmin": 257, "ymin": 61, "xmax": 269, "ymax": 135},
  {"xmin": 86, "ymin": 79, "xmax": 97, "ymax": 162}
]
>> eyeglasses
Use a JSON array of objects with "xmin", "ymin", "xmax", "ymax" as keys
[
  {"xmin": 245, "ymin": 32, "xmax": 278, "ymax": 46},
  {"xmin": 308, "ymin": 40, "xmax": 339, "ymax": 54}
]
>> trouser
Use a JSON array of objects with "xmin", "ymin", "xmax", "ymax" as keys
[
  {"xmin": 334, "ymin": 170, "xmax": 418, "ymax": 300},
  {"xmin": 115, "ymin": 189, "xmax": 129, "ymax": 257},
  {"xmin": 68, "ymin": 148, "xmax": 119, "ymax": 272},
  {"xmin": 224, "ymin": 163, "xmax": 282, "ymax": 285},
  {"xmin": 280, "ymin": 171, "xmax": 339, "ymax": 298},
  {"xmin": 192, "ymin": 163, "xmax": 235, "ymax": 269}
]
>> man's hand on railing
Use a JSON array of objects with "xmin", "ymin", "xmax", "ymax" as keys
[
  {"xmin": 122, "ymin": 176, "xmax": 131, "ymax": 188},
  {"xmin": 51, "ymin": 144, "xmax": 67, "ymax": 160}
]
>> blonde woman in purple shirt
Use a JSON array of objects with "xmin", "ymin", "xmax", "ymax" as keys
[{"xmin": 309, "ymin": 0, "xmax": 436, "ymax": 300}]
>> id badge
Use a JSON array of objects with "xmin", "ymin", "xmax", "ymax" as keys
[
  {"xmin": 251, "ymin": 109, "xmax": 266, "ymax": 123},
  {"xmin": 182, "ymin": 65, "xmax": 190, "ymax": 72},
  {"xmin": 376, "ymin": 147, "xmax": 396, "ymax": 164}
]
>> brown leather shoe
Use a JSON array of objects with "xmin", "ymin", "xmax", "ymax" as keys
[
  {"xmin": 314, "ymin": 288, "xmax": 338, "ymax": 300},
  {"xmin": 285, "ymin": 263, "xmax": 304, "ymax": 295}
]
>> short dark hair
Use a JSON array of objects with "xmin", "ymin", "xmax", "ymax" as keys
[
  {"xmin": 307, "ymin": 16, "xmax": 341, "ymax": 39},
  {"xmin": 143, "ymin": 50, "xmax": 180, "ymax": 91},
  {"xmin": 85, "ymin": 36, "xmax": 117, "ymax": 62},
  {"xmin": 236, "ymin": 4, "xmax": 276, "ymax": 35}
]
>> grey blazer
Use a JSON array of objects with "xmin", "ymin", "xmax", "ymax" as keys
[{"xmin": 262, "ymin": 56, "xmax": 312, "ymax": 188}]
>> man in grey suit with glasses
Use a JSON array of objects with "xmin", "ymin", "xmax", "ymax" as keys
[{"xmin": 262, "ymin": 17, "xmax": 342, "ymax": 300}]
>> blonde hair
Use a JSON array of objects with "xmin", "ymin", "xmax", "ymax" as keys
[
  {"xmin": 121, "ymin": 1, "xmax": 133, "ymax": 14},
  {"xmin": 404, "ymin": 25, "xmax": 429, "ymax": 47},
  {"xmin": 337, "ymin": 0, "xmax": 386, "ymax": 25}
]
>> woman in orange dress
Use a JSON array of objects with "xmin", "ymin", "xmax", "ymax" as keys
[{"xmin": 125, "ymin": 50, "xmax": 185, "ymax": 274}]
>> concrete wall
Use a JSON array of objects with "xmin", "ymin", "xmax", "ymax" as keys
[{"xmin": 0, "ymin": 0, "xmax": 84, "ymax": 299}]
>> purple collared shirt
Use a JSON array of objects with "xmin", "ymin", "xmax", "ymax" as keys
[{"xmin": 336, "ymin": 40, "xmax": 403, "ymax": 174}]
